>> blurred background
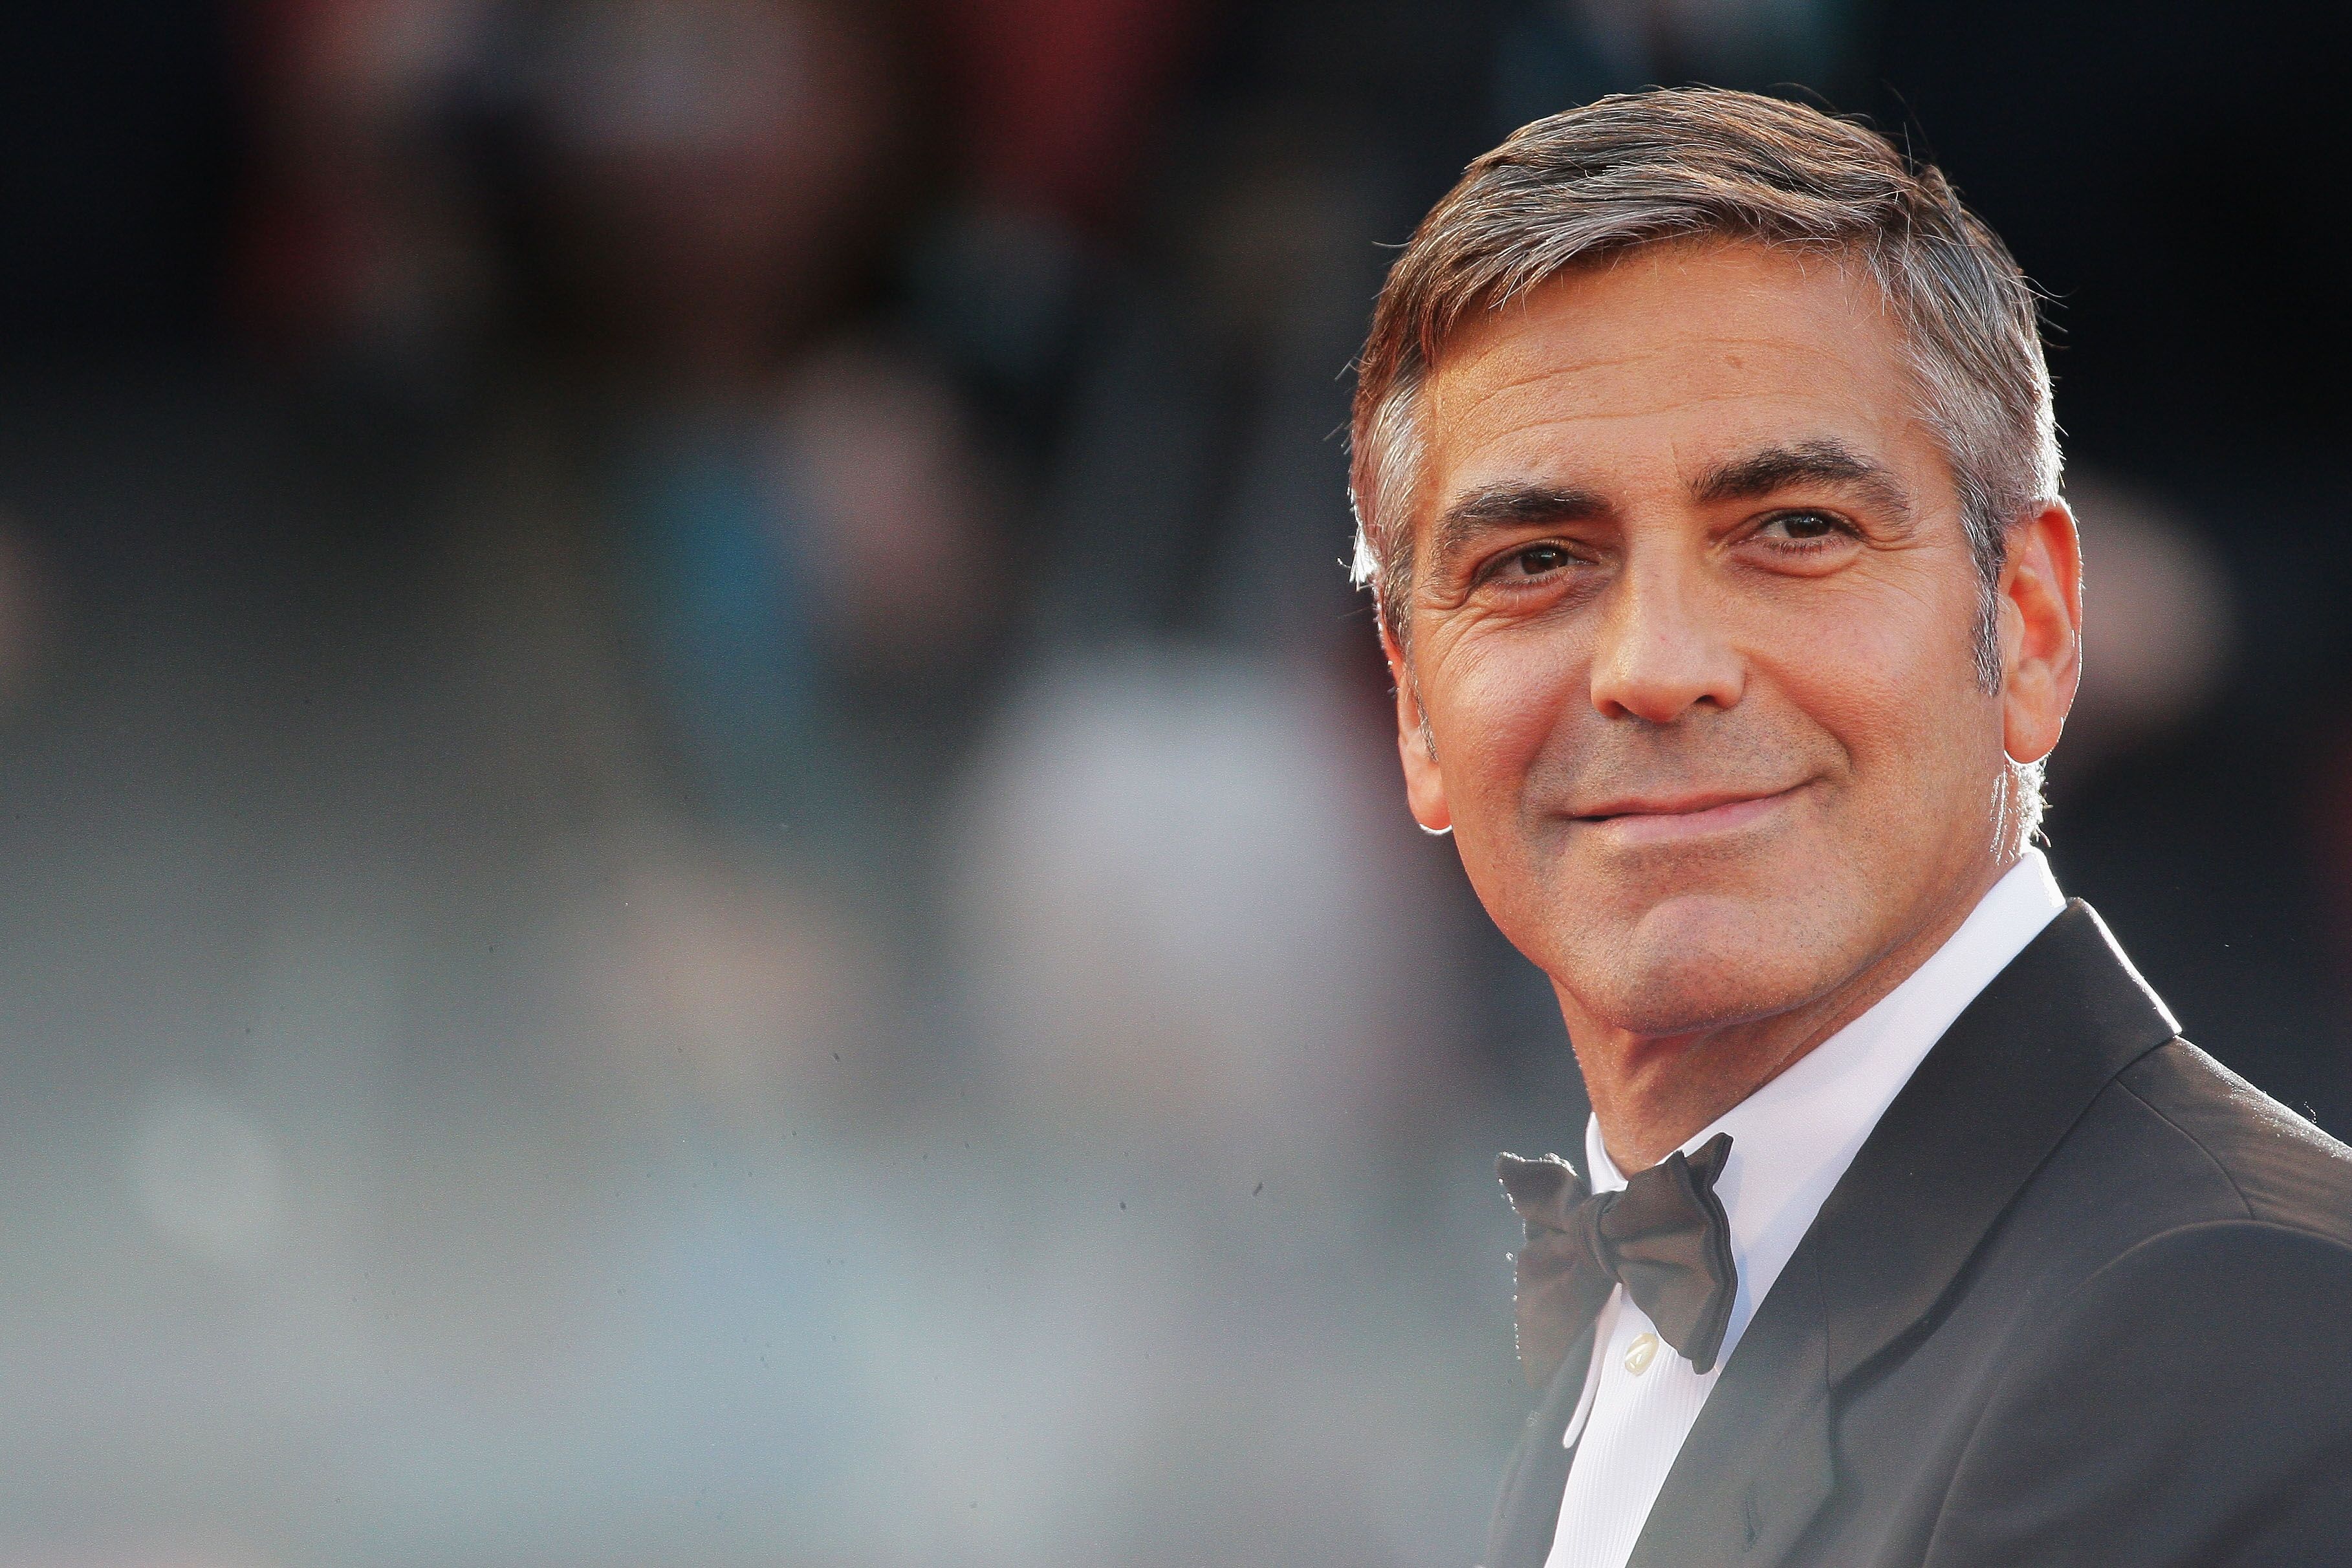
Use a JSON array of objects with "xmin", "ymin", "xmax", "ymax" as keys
[{"xmin": 0, "ymin": 1, "xmax": 2346, "ymax": 1563}]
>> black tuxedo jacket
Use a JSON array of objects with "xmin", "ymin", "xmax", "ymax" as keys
[{"xmin": 1485, "ymin": 901, "xmax": 2352, "ymax": 1568}]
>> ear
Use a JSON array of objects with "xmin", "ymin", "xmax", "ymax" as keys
[
  {"xmin": 1998, "ymin": 500, "xmax": 2084, "ymax": 766},
  {"xmin": 1380, "ymin": 615, "xmax": 1452, "ymax": 833}
]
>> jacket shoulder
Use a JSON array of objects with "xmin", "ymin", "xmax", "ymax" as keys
[
  {"xmin": 1924, "ymin": 1217, "xmax": 2352, "ymax": 1567},
  {"xmin": 2108, "ymin": 1037, "xmax": 2352, "ymax": 1242}
]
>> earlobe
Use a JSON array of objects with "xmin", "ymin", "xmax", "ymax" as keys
[
  {"xmin": 1400, "ymin": 708, "xmax": 1452, "ymax": 833},
  {"xmin": 1382, "ymin": 619, "xmax": 1452, "ymax": 834},
  {"xmin": 1999, "ymin": 501, "xmax": 2084, "ymax": 767}
]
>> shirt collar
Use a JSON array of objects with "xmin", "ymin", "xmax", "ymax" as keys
[{"xmin": 1583, "ymin": 849, "xmax": 2065, "ymax": 1362}]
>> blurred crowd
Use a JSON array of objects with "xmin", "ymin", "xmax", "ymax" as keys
[{"xmin": 1, "ymin": 2, "xmax": 2347, "ymax": 1565}]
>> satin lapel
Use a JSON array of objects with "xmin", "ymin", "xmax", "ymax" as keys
[
  {"xmin": 1809, "ymin": 900, "xmax": 2177, "ymax": 1386},
  {"xmin": 1629, "ymin": 1248, "xmax": 1832, "ymax": 1567},
  {"xmin": 1482, "ymin": 1320, "xmax": 1598, "ymax": 1568}
]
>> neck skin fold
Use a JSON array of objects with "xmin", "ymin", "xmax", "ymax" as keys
[{"xmin": 1564, "ymin": 853, "xmax": 2014, "ymax": 1172}]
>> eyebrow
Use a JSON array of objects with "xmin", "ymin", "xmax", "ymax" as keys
[
  {"xmin": 1692, "ymin": 437, "xmax": 1913, "ymax": 523},
  {"xmin": 1430, "ymin": 482, "xmax": 1611, "ymax": 569}
]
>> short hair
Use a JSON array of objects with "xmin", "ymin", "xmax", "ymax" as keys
[{"xmin": 1347, "ymin": 87, "xmax": 2059, "ymax": 694}]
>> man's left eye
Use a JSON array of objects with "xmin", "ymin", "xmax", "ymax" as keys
[{"xmin": 1760, "ymin": 512, "xmax": 1845, "ymax": 541}]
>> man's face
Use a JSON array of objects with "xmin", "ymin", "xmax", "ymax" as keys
[{"xmin": 1393, "ymin": 241, "xmax": 2018, "ymax": 1038}]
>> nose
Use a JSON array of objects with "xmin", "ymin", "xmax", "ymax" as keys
[{"xmin": 1588, "ymin": 550, "xmax": 1745, "ymax": 723}]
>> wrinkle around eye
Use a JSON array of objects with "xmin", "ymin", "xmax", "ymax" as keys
[
  {"xmin": 1731, "ymin": 541, "xmax": 1863, "ymax": 585},
  {"xmin": 1461, "ymin": 549, "xmax": 1607, "ymax": 622}
]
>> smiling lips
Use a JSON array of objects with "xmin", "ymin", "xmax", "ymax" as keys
[{"xmin": 1570, "ymin": 785, "xmax": 1805, "ymax": 844}]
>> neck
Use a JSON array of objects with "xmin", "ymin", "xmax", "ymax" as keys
[{"xmin": 1567, "ymin": 859, "xmax": 2012, "ymax": 1172}]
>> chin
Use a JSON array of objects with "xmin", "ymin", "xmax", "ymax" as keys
[{"xmin": 1565, "ymin": 889, "xmax": 1847, "ymax": 1038}]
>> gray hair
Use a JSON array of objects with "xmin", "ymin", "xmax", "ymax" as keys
[{"xmin": 1347, "ymin": 88, "xmax": 2060, "ymax": 698}]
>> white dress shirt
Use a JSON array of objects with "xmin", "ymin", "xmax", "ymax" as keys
[{"xmin": 1542, "ymin": 851, "xmax": 2067, "ymax": 1568}]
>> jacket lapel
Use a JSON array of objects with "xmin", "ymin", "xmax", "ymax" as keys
[
  {"xmin": 1807, "ymin": 900, "xmax": 2177, "ymax": 1387},
  {"xmin": 1620, "ymin": 900, "xmax": 2180, "ymax": 1566},
  {"xmin": 1629, "ymin": 1247, "xmax": 1833, "ymax": 1567}
]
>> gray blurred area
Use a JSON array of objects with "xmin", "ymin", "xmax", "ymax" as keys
[{"xmin": 0, "ymin": 1, "xmax": 2347, "ymax": 1564}]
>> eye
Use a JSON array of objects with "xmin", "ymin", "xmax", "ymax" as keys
[
  {"xmin": 1756, "ymin": 511, "xmax": 1851, "ymax": 543},
  {"xmin": 1499, "ymin": 541, "xmax": 1577, "ymax": 578}
]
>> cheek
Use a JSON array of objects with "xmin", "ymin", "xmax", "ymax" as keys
[
  {"xmin": 1761, "ymin": 578, "xmax": 1999, "ymax": 807},
  {"xmin": 1425, "ymin": 627, "xmax": 1587, "ymax": 809}
]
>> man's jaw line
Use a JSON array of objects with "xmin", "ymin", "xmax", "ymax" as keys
[{"xmin": 1554, "ymin": 844, "xmax": 2012, "ymax": 1170}]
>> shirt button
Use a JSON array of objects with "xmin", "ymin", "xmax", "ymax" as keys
[{"xmin": 1624, "ymin": 1332, "xmax": 1661, "ymax": 1375}]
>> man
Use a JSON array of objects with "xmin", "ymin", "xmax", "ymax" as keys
[{"xmin": 1346, "ymin": 88, "xmax": 2352, "ymax": 1567}]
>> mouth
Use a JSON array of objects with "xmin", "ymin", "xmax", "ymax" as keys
[{"xmin": 1568, "ymin": 783, "xmax": 1807, "ymax": 844}]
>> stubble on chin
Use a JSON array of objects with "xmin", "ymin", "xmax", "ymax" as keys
[{"xmin": 1543, "ymin": 877, "xmax": 1856, "ymax": 1042}]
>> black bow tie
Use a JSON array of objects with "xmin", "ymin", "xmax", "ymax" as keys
[{"xmin": 1496, "ymin": 1132, "xmax": 1738, "ymax": 1389}]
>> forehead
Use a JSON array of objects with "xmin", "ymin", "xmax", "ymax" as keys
[{"xmin": 1419, "ymin": 241, "xmax": 1940, "ymax": 511}]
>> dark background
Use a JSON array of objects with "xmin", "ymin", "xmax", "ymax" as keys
[{"xmin": 1, "ymin": 2, "xmax": 2346, "ymax": 1564}]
